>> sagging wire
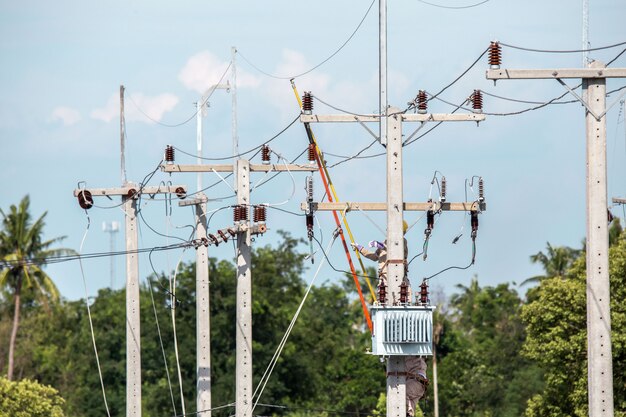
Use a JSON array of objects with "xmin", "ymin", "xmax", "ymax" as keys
[
  {"xmin": 127, "ymin": 61, "xmax": 232, "ymax": 128},
  {"xmin": 417, "ymin": 0, "xmax": 489, "ymax": 8},
  {"xmin": 499, "ymin": 40, "xmax": 626, "ymax": 54},
  {"xmin": 407, "ymin": 46, "xmax": 489, "ymax": 111},
  {"xmin": 251, "ymin": 148, "xmax": 309, "ymax": 192},
  {"xmin": 170, "ymin": 402, "xmax": 235, "ymax": 417},
  {"xmin": 90, "ymin": 159, "xmax": 165, "ymax": 210},
  {"xmin": 169, "ymin": 246, "xmax": 189, "ymax": 416},
  {"xmin": 172, "ymin": 114, "xmax": 300, "ymax": 162},
  {"xmin": 237, "ymin": 0, "xmax": 375, "ymax": 80},
  {"xmin": 77, "ymin": 210, "xmax": 112, "ymax": 417},
  {"xmin": 423, "ymin": 239, "xmax": 477, "ymax": 282},
  {"xmin": 256, "ymin": 403, "xmax": 363, "ymax": 416},
  {"xmin": 248, "ymin": 233, "xmax": 338, "ymax": 417},
  {"xmin": 145, "ymin": 252, "xmax": 178, "ymax": 415},
  {"xmin": 250, "ymin": 150, "xmax": 297, "ymax": 207}
]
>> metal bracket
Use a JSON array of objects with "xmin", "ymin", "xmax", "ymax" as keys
[
  {"xmin": 356, "ymin": 117, "xmax": 380, "ymax": 141},
  {"xmin": 556, "ymin": 78, "xmax": 602, "ymax": 120}
]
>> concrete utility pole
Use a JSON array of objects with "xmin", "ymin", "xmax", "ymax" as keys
[
  {"xmin": 487, "ymin": 61, "xmax": 626, "ymax": 417},
  {"xmin": 179, "ymin": 194, "xmax": 211, "ymax": 417},
  {"xmin": 379, "ymin": 0, "xmax": 388, "ymax": 146},
  {"xmin": 236, "ymin": 159, "xmax": 252, "ymax": 417},
  {"xmin": 300, "ymin": 109, "xmax": 486, "ymax": 417},
  {"xmin": 162, "ymin": 160, "xmax": 316, "ymax": 417},
  {"xmin": 197, "ymin": 84, "xmax": 230, "ymax": 193},
  {"xmin": 232, "ymin": 46, "xmax": 239, "ymax": 188},
  {"xmin": 103, "ymin": 221, "xmax": 120, "ymax": 288},
  {"xmin": 73, "ymin": 184, "xmax": 187, "ymax": 417},
  {"xmin": 120, "ymin": 85, "xmax": 127, "ymax": 185}
]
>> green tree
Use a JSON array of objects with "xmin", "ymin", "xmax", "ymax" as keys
[
  {"xmin": 0, "ymin": 196, "xmax": 72, "ymax": 380},
  {"xmin": 522, "ymin": 242, "xmax": 581, "ymax": 286},
  {"xmin": 522, "ymin": 230, "xmax": 626, "ymax": 416},
  {"xmin": 437, "ymin": 278, "xmax": 543, "ymax": 417},
  {"xmin": 0, "ymin": 376, "xmax": 65, "ymax": 417}
]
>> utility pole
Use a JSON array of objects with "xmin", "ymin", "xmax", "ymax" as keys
[
  {"xmin": 74, "ymin": 184, "xmax": 187, "ymax": 417},
  {"xmin": 232, "ymin": 46, "xmax": 239, "ymax": 188},
  {"xmin": 235, "ymin": 159, "xmax": 252, "ymax": 417},
  {"xmin": 179, "ymin": 194, "xmax": 211, "ymax": 417},
  {"xmin": 487, "ymin": 59, "xmax": 626, "ymax": 417},
  {"xmin": 379, "ymin": 0, "xmax": 388, "ymax": 145},
  {"xmin": 582, "ymin": 0, "xmax": 589, "ymax": 66},
  {"xmin": 197, "ymin": 84, "xmax": 230, "ymax": 193},
  {"xmin": 300, "ymin": 108, "xmax": 486, "ymax": 417},
  {"xmin": 162, "ymin": 159, "xmax": 315, "ymax": 417},
  {"xmin": 120, "ymin": 85, "xmax": 127, "ymax": 185},
  {"xmin": 103, "ymin": 221, "xmax": 120, "ymax": 288}
]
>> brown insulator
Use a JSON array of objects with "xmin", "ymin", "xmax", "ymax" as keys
[
  {"xmin": 419, "ymin": 281, "xmax": 429, "ymax": 305},
  {"xmin": 478, "ymin": 177, "xmax": 484, "ymax": 202},
  {"xmin": 471, "ymin": 90, "xmax": 483, "ymax": 113},
  {"xmin": 218, "ymin": 229, "xmax": 228, "ymax": 242},
  {"xmin": 440, "ymin": 176, "xmax": 447, "ymax": 202},
  {"xmin": 77, "ymin": 190, "xmax": 94, "ymax": 210},
  {"xmin": 400, "ymin": 281, "xmax": 409, "ymax": 304},
  {"xmin": 233, "ymin": 205, "xmax": 241, "ymax": 222},
  {"xmin": 302, "ymin": 91, "xmax": 313, "ymax": 115},
  {"xmin": 209, "ymin": 234, "xmax": 219, "ymax": 246},
  {"xmin": 127, "ymin": 188, "xmax": 139, "ymax": 200},
  {"xmin": 261, "ymin": 144, "xmax": 271, "ymax": 164},
  {"xmin": 165, "ymin": 145, "xmax": 175, "ymax": 164},
  {"xmin": 489, "ymin": 41, "xmax": 502, "ymax": 69},
  {"xmin": 378, "ymin": 284, "xmax": 387, "ymax": 305},
  {"xmin": 253, "ymin": 205, "xmax": 267, "ymax": 223},
  {"xmin": 239, "ymin": 205, "xmax": 248, "ymax": 221},
  {"xmin": 175, "ymin": 187, "xmax": 186, "ymax": 199},
  {"xmin": 417, "ymin": 90, "xmax": 427, "ymax": 114},
  {"xmin": 308, "ymin": 143, "xmax": 316, "ymax": 162},
  {"xmin": 201, "ymin": 237, "xmax": 209, "ymax": 247},
  {"xmin": 227, "ymin": 228, "xmax": 236, "ymax": 237}
]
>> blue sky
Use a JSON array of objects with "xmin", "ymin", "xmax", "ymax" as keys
[{"xmin": 1, "ymin": 0, "xmax": 625, "ymax": 301}]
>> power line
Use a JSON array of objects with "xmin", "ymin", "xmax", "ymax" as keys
[
  {"xmin": 0, "ymin": 241, "xmax": 193, "ymax": 268},
  {"xmin": 500, "ymin": 40, "xmax": 626, "ymax": 54},
  {"xmin": 237, "ymin": 0, "xmax": 376, "ymax": 80},
  {"xmin": 417, "ymin": 0, "xmax": 490, "ymax": 9},
  {"xmin": 172, "ymin": 114, "xmax": 300, "ymax": 162},
  {"xmin": 127, "ymin": 61, "xmax": 232, "ymax": 128}
]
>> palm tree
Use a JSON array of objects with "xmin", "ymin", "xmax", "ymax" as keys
[
  {"xmin": 0, "ymin": 195, "xmax": 72, "ymax": 380},
  {"xmin": 521, "ymin": 242, "xmax": 581, "ymax": 286}
]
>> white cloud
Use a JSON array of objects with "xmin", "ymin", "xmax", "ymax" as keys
[
  {"xmin": 91, "ymin": 92, "xmax": 179, "ymax": 123},
  {"xmin": 178, "ymin": 51, "xmax": 260, "ymax": 94},
  {"xmin": 179, "ymin": 50, "xmax": 260, "ymax": 94},
  {"xmin": 50, "ymin": 106, "xmax": 81, "ymax": 126}
]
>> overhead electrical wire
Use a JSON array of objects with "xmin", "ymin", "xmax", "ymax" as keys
[
  {"xmin": 76, "ymin": 212, "xmax": 112, "ymax": 417},
  {"xmin": 248, "ymin": 235, "xmax": 337, "ymax": 417},
  {"xmin": 256, "ymin": 403, "xmax": 365, "ymax": 416},
  {"xmin": 127, "ymin": 62, "xmax": 232, "ymax": 128},
  {"xmin": 417, "ymin": 0, "xmax": 490, "ymax": 9},
  {"xmin": 499, "ymin": 40, "xmax": 626, "ymax": 54},
  {"xmin": 417, "ymin": 46, "xmax": 489, "ymax": 106},
  {"xmin": 1, "ymin": 241, "xmax": 193, "ymax": 268},
  {"xmin": 172, "ymin": 114, "xmax": 300, "ymax": 162},
  {"xmin": 237, "ymin": 0, "xmax": 375, "ymax": 80},
  {"xmin": 145, "ymin": 271, "xmax": 178, "ymax": 416}
]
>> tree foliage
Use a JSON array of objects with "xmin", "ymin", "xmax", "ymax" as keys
[
  {"xmin": 0, "ymin": 195, "xmax": 72, "ymax": 380},
  {"xmin": 522, "ymin": 230, "xmax": 626, "ymax": 417},
  {"xmin": 0, "ymin": 376, "xmax": 65, "ymax": 417}
]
